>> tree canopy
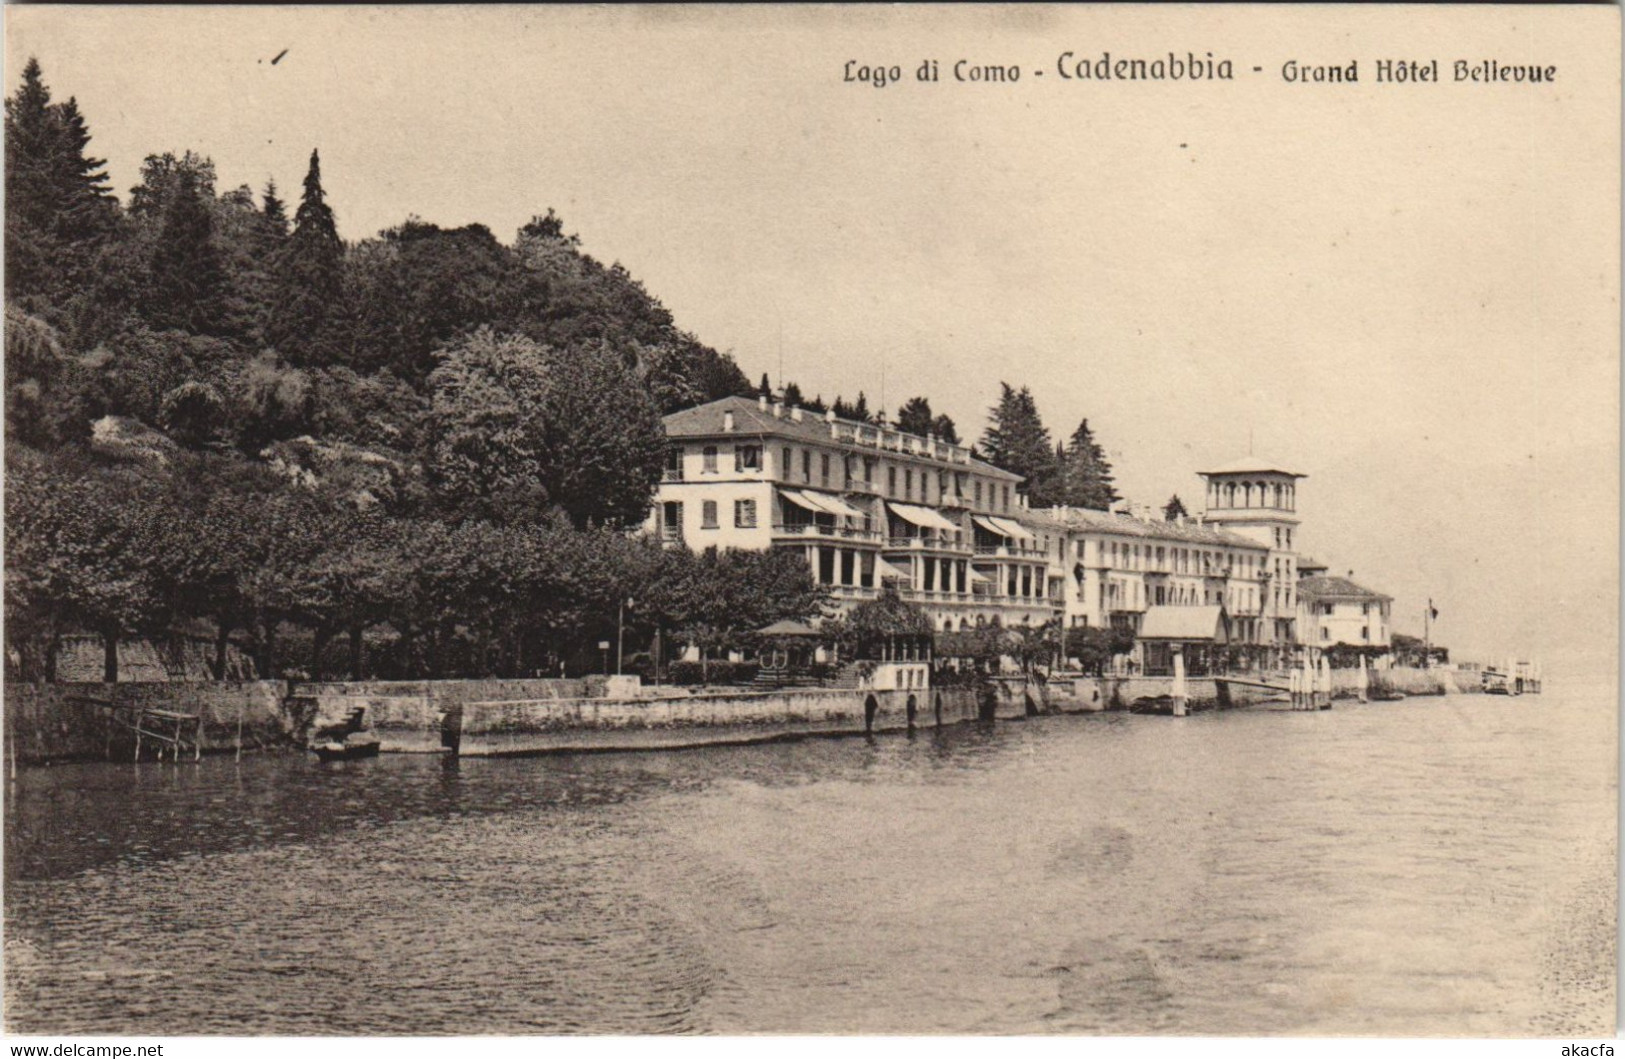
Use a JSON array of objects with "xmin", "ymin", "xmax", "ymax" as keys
[{"xmin": 1, "ymin": 59, "xmax": 772, "ymax": 682}]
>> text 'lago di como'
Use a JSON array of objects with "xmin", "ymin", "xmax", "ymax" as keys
[{"xmin": 842, "ymin": 53, "xmax": 1558, "ymax": 88}]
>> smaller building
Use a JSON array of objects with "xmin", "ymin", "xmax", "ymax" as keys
[
  {"xmin": 1296, "ymin": 574, "xmax": 1392, "ymax": 649},
  {"xmin": 1137, "ymin": 604, "xmax": 1230, "ymax": 676}
]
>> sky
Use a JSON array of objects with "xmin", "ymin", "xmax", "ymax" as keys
[{"xmin": 6, "ymin": 5, "xmax": 1618, "ymax": 666}]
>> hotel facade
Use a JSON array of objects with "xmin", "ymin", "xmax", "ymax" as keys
[{"xmin": 644, "ymin": 396, "xmax": 1379, "ymax": 663}]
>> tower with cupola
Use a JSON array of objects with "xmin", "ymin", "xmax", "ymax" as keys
[{"xmin": 1198, "ymin": 458, "xmax": 1306, "ymax": 658}]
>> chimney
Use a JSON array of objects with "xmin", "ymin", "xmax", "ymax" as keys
[
  {"xmin": 790, "ymin": 406, "xmax": 804, "ymax": 422},
  {"xmin": 772, "ymin": 401, "xmax": 785, "ymax": 418},
  {"xmin": 722, "ymin": 410, "xmax": 735, "ymax": 432},
  {"xmin": 758, "ymin": 394, "xmax": 769, "ymax": 411},
  {"xmin": 825, "ymin": 408, "xmax": 837, "ymax": 423}
]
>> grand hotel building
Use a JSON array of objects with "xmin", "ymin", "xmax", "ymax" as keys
[{"xmin": 647, "ymin": 396, "xmax": 1306, "ymax": 653}]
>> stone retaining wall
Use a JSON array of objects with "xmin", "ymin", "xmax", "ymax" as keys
[
  {"xmin": 4, "ymin": 681, "xmax": 292, "ymax": 764},
  {"xmin": 455, "ymin": 686, "xmax": 982, "ymax": 755}
]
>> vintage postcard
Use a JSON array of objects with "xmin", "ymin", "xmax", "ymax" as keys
[{"xmin": 2, "ymin": 4, "xmax": 1617, "ymax": 1049}]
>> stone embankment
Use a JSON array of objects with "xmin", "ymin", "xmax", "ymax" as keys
[{"xmin": 3, "ymin": 667, "xmax": 1489, "ymax": 765}]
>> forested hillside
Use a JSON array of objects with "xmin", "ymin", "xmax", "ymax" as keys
[{"xmin": 4, "ymin": 58, "xmax": 826, "ymax": 682}]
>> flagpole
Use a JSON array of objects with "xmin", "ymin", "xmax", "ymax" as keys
[{"xmin": 1423, "ymin": 598, "xmax": 1431, "ymax": 669}]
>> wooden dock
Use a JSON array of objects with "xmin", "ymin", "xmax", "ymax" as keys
[{"xmin": 70, "ymin": 696, "xmax": 202, "ymax": 762}]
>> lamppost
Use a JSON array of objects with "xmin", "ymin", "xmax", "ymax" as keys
[{"xmin": 616, "ymin": 598, "xmax": 635, "ymax": 676}]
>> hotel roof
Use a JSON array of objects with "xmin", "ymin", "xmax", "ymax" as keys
[
  {"xmin": 1298, "ymin": 575, "xmax": 1392, "ymax": 603},
  {"xmin": 1198, "ymin": 457, "xmax": 1306, "ymax": 478},
  {"xmin": 1021, "ymin": 506, "xmax": 1268, "ymax": 550},
  {"xmin": 662, "ymin": 396, "xmax": 1022, "ymax": 481}
]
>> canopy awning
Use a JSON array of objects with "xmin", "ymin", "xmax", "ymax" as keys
[
  {"xmin": 970, "ymin": 514, "xmax": 1006, "ymax": 537},
  {"xmin": 813, "ymin": 492, "xmax": 868, "ymax": 521},
  {"xmin": 888, "ymin": 502, "xmax": 960, "ymax": 533},
  {"xmin": 875, "ymin": 557, "xmax": 911, "ymax": 581},
  {"xmin": 1137, "ymin": 605, "xmax": 1229, "ymax": 643},
  {"xmin": 783, "ymin": 488, "xmax": 868, "ymax": 522},
  {"xmin": 986, "ymin": 516, "xmax": 1036, "ymax": 542},
  {"xmin": 780, "ymin": 489, "xmax": 842, "ymax": 518}
]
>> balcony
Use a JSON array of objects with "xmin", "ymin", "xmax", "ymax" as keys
[
  {"xmin": 973, "ymin": 543, "xmax": 1047, "ymax": 559},
  {"xmin": 901, "ymin": 588, "xmax": 973, "ymax": 605},
  {"xmin": 885, "ymin": 535, "xmax": 972, "ymax": 554},
  {"xmin": 772, "ymin": 523, "xmax": 883, "ymax": 544},
  {"xmin": 662, "ymin": 469, "xmax": 684, "ymax": 482},
  {"xmin": 845, "ymin": 479, "xmax": 882, "ymax": 497}
]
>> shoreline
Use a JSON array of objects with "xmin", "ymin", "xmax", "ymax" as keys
[{"xmin": 3, "ymin": 666, "xmax": 1491, "ymax": 768}]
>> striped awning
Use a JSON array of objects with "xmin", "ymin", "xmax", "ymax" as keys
[
  {"xmin": 780, "ymin": 489, "xmax": 840, "ymax": 517},
  {"xmin": 972, "ymin": 514, "xmax": 1036, "ymax": 541},
  {"xmin": 887, "ymin": 502, "xmax": 959, "ymax": 533},
  {"xmin": 875, "ymin": 557, "xmax": 911, "ymax": 581},
  {"xmin": 782, "ymin": 488, "xmax": 867, "ymax": 522},
  {"xmin": 812, "ymin": 492, "xmax": 868, "ymax": 521},
  {"xmin": 987, "ymin": 516, "xmax": 1036, "ymax": 542}
]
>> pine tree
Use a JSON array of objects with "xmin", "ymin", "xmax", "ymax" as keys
[
  {"xmin": 144, "ymin": 165, "xmax": 227, "ymax": 333},
  {"xmin": 832, "ymin": 392, "xmax": 873, "ymax": 422},
  {"xmin": 50, "ymin": 98, "xmax": 114, "ymax": 244},
  {"xmin": 4, "ymin": 59, "xmax": 116, "ymax": 299},
  {"xmin": 896, "ymin": 396, "xmax": 935, "ymax": 437},
  {"xmin": 268, "ymin": 149, "xmax": 344, "ymax": 361},
  {"xmin": 980, "ymin": 383, "xmax": 1060, "ymax": 506},
  {"xmin": 781, "ymin": 381, "xmax": 805, "ymax": 407},
  {"xmin": 1054, "ymin": 418, "xmax": 1120, "ymax": 511},
  {"xmin": 931, "ymin": 414, "xmax": 959, "ymax": 444},
  {"xmin": 1163, "ymin": 494, "xmax": 1188, "ymax": 521},
  {"xmin": 260, "ymin": 179, "xmax": 290, "ymax": 240},
  {"xmin": 758, "ymin": 373, "xmax": 772, "ymax": 399}
]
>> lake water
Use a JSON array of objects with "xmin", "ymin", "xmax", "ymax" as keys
[{"xmin": 4, "ymin": 680, "xmax": 1616, "ymax": 1036}]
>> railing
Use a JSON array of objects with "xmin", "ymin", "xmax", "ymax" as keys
[
  {"xmin": 886, "ymin": 536, "xmax": 971, "ymax": 553},
  {"xmin": 845, "ymin": 480, "xmax": 882, "ymax": 496},
  {"xmin": 902, "ymin": 589, "xmax": 973, "ymax": 604},
  {"xmin": 658, "ymin": 529, "xmax": 685, "ymax": 544},
  {"xmin": 661, "ymin": 469, "xmax": 684, "ymax": 482},
  {"xmin": 974, "ymin": 543, "xmax": 1047, "ymax": 559},
  {"xmin": 773, "ymin": 523, "xmax": 883, "ymax": 542}
]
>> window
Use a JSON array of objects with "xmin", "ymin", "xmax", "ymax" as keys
[
  {"xmin": 781, "ymin": 447, "xmax": 792, "ymax": 479},
  {"xmin": 701, "ymin": 500, "xmax": 718, "ymax": 528},
  {"xmin": 975, "ymin": 481, "xmax": 982, "ymax": 507},
  {"xmin": 888, "ymin": 466, "xmax": 897, "ymax": 496},
  {"xmin": 820, "ymin": 453, "xmax": 830, "ymax": 486},
  {"xmin": 736, "ymin": 445, "xmax": 761, "ymax": 472},
  {"xmin": 1002, "ymin": 485, "xmax": 1010, "ymax": 512},
  {"xmin": 702, "ymin": 446, "xmax": 718, "ymax": 473},
  {"xmin": 802, "ymin": 450, "xmax": 812, "ymax": 482},
  {"xmin": 1321, "ymin": 628, "xmax": 1329, "ymax": 641},
  {"xmin": 665, "ymin": 447, "xmax": 684, "ymax": 480},
  {"xmin": 905, "ymin": 468, "xmax": 914, "ymax": 500},
  {"xmin": 734, "ymin": 499, "xmax": 757, "ymax": 528}
]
